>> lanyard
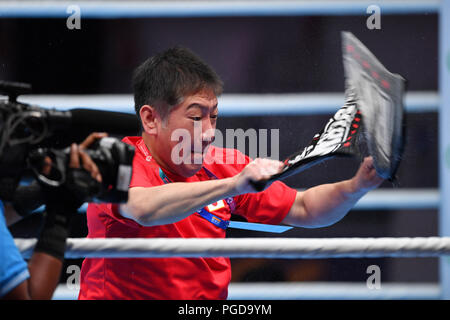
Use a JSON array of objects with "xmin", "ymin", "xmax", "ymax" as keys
[{"xmin": 136, "ymin": 138, "xmax": 293, "ymax": 233}]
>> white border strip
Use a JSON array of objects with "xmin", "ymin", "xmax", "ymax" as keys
[
  {"xmin": 0, "ymin": 1, "xmax": 440, "ymax": 18},
  {"xmin": 354, "ymin": 188, "xmax": 440, "ymax": 210},
  {"xmin": 16, "ymin": 91, "xmax": 438, "ymax": 115},
  {"xmin": 52, "ymin": 282, "xmax": 441, "ymax": 300},
  {"xmin": 228, "ymin": 282, "xmax": 441, "ymax": 300}
]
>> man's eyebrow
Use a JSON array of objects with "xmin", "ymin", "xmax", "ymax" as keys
[{"xmin": 186, "ymin": 103, "xmax": 218, "ymax": 111}]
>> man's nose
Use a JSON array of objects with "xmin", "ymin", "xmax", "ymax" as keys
[{"xmin": 201, "ymin": 120, "xmax": 215, "ymax": 143}]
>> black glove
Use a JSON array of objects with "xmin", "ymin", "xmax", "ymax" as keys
[
  {"xmin": 11, "ymin": 181, "xmax": 46, "ymax": 217},
  {"xmin": 34, "ymin": 167, "xmax": 101, "ymax": 261}
]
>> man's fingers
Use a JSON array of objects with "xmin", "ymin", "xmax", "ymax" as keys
[
  {"xmin": 69, "ymin": 144, "xmax": 102, "ymax": 182},
  {"xmin": 357, "ymin": 156, "xmax": 384, "ymax": 188},
  {"xmin": 80, "ymin": 132, "xmax": 108, "ymax": 150},
  {"xmin": 42, "ymin": 156, "xmax": 53, "ymax": 176},
  {"xmin": 78, "ymin": 150, "xmax": 102, "ymax": 182},
  {"xmin": 69, "ymin": 143, "xmax": 80, "ymax": 168},
  {"xmin": 235, "ymin": 158, "xmax": 284, "ymax": 194},
  {"xmin": 364, "ymin": 156, "xmax": 375, "ymax": 170},
  {"xmin": 248, "ymin": 158, "xmax": 284, "ymax": 181},
  {"xmin": 256, "ymin": 159, "xmax": 284, "ymax": 176}
]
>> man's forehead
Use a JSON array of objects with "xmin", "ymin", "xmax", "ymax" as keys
[{"xmin": 181, "ymin": 89, "xmax": 218, "ymax": 108}]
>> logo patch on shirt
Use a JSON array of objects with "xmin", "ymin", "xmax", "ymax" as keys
[{"xmin": 207, "ymin": 200, "xmax": 226, "ymax": 212}]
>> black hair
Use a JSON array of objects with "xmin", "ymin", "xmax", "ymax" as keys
[{"xmin": 132, "ymin": 46, "xmax": 223, "ymax": 123}]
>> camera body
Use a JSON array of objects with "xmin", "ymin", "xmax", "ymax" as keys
[
  {"xmin": 28, "ymin": 137, "xmax": 134, "ymax": 203},
  {"xmin": 0, "ymin": 80, "xmax": 135, "ymax": 203}
]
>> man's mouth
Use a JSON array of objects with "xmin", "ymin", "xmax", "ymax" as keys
[{"xmin": 191, "ymin": 142, "xmax": 211, "ymax": 155}]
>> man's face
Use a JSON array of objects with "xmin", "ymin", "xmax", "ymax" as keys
[{"xmin": 156, "ymin": 88, "xmax": 218, "ymax": 177}]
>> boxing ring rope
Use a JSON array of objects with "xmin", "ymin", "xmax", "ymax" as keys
[
  {"xmin": 17, "ymin": 237, "xmax": 447, "ymax": 299},
  {"xmin": 0, "ymin": 0, "xmax": 439, "ymax": 18},
  {"xmin": 16, "ymin": 91, "xmax": 438, "ymax": 115},
  {"xmin": 15, "ymin": 237, "xmax": 450, "ymax": 259},
  {"xmin": 52, "ymin": 282, "xmax": 441, "ymax": 300},
  {"xmin": 226, "ymin": 282, "xmax": 441, "ymax": 300}
]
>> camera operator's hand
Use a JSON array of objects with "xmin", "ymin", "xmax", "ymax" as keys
[
  {"xmin": 79, "ymin": 132, "xmax": 108, "ymax": 150},
  {"xmin": 7, "ymin": 133, "xmax": 107, "ymax": 226},
  {"xmin": 76, "ymin": 131, "xmax": 107, "ymax": 182},
  {"xmin": 45, "ymin": 132, "xmax": 108, "ymax": 211},
  {"xmin": 41, "ymin": 132, "xmax": 107, "ymax": 185},
  {"xmin": 34, "ymin": 133, "xmax": 107, "ymax": 261}
]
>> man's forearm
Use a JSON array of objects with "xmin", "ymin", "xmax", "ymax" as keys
[
  {"xmin": 305, "ymin": 179, "xmax": 364, "ymax": 226},
  {"xmin": 27, "ymin": 253, "xmax": 63, "ymax": 299},
  {"xmin": 288, "ymin": 179, "xmax": 366, "ymax": 228},
  {"xmin": 285, "ymin": 157, "xmax": 383, "ymax": 228},
  {"xmin": 119, "ymin": 177, "xmax": 238, "ymax": 226}
]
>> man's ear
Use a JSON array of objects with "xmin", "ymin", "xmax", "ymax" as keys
[{"xmin": 140, "ymin": 105, "xmax": 159, "ymax": 135}]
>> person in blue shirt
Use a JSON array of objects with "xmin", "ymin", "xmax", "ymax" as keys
[
  {"xmin": 0, "ymin": 200, "xmax": 30, "ymax": 297},
  {"xmin": 0, "ymin": 133, "xmax": 105, "ymax": 299}
]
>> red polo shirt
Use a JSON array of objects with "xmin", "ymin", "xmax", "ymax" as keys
[{"xmin": 78, "ymin": 136, "xmax": 297, "ymax": 300}]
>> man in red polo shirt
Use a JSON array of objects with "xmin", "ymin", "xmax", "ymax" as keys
[{"xmin": 78, "ymin": 47, "xmax": 383, "ymax": 300}]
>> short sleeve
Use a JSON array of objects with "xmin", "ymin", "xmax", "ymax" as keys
[
  {"xmin": 213, "ymin": 147, "xmax": 297, "ymax": 225},
  {"xmin": 128, "ymin": 157, "xmax": 160, "ymax": 189},
  {"xmin": 233, "ymin": 181, "xmax": 297, "ymax": 225}
]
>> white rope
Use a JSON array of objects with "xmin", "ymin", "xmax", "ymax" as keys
[
  {"xmin": 227, "ymin": 282, "xmax": 441, "ymax": 300},
  {"xmin": 0, "ymin": 1, "xmax": 440, "ymax": 18},
  {"xmin": 17, "ymin": 91, "xmax": 438, "ymax": 115},
  {"xmin": 353, "ymin": 188, "xmax": 439, "ymax": 210},
  {"xmin": 15, "ymin": 237, "xmax": 450, "ymax": 259},
  {"xmin": 52, "ymin": 282, "xmax": 441, "ymax": 300}
]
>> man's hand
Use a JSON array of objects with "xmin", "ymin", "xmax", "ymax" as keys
[
  {"xmin": 42, "ymin": 132, "xmax": 107, "ymax": 183},
  {"xmin": 6, "ymin": 133, "xmax": 107, "ymax": 225},
  {"xmin": 232, "ymin": 158, "xmax": 284, "ymax": 194},
  {"xmin": 72, "ymin": 132, "xmax": 107, "ymax": 183},
  {"xmin": 350, "ymin": 156, "xmax": 384, "ymax": 194},
  {"xmin": 232, "ymin": 156, "xmax": 383, "ymax": 197},
  {"xmin": 43, "ymin": 132, "xmax": 107, "ymax": 211},
  {"xmin": 79, "ymin": 132, "xmax": 108, "ymax": 150}
]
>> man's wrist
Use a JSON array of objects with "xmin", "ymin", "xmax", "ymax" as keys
[
  {"xmin": 225, "ymin": 175, "xmax": 243, "ymax": 198},
  {"xmin": 34, "ymin": 210, "xmax": 70, "ymax": 261},
  {"xmin": 346, "ymin": 177, "xmax": 371, "ymax": 199}
]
